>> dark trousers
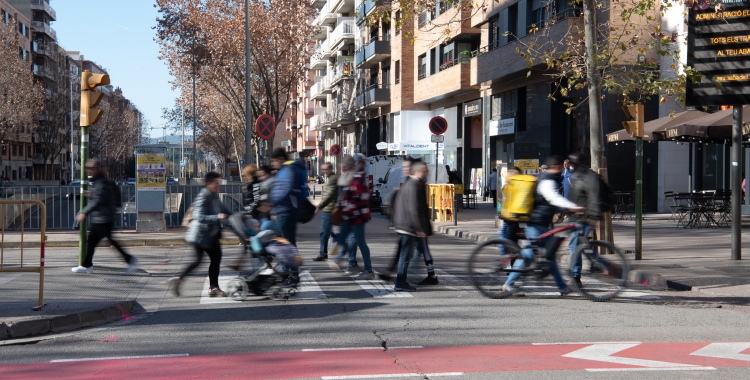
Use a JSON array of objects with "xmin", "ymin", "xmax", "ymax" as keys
[
  {"xmin": 386, "ymin": 236, "xmax": 433, "ymax": 275},
  {"xmin": 82, "ymin": 222, "xmax": 132, "ymax": 268},
  {"xmin": 181, "ymin": 241, "xmax": 223, "ymax": 288},
  {"xmin": 276, "ymin": 211, "xmax": 299, "ymax": 276}
]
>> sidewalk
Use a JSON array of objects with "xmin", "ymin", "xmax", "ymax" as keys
[
  {"xmin": 0, "ymin": 229, "xmax": 240, "ymax": 248},
  {"xmin": 434, "ymin": 200, "xmax": 750, "ymax": 293}
]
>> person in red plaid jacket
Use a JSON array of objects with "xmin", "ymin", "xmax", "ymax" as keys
[{"xmin": 333, "ymin": 154, "xmax": 373, "ymax": 280}]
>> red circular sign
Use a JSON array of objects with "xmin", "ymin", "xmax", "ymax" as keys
[
  {"xmin": 329, "ymin": 144, "xmax": 341, "ymax": 157},
  {"xmin": 429, "ymin": 116, "xmax": 448, "ymax": 135},
  {"xmin": 255, "ymin": 114, "xmax": 275, "ymax": 140}
]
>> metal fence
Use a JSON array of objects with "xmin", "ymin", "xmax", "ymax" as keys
[
  {"xmin": 0, "ymin": 200, "xmax": 46, "ymax": 308},
  {"xmin": 0, "ymin": 185, "xmax": 244, "ymax": 231}
]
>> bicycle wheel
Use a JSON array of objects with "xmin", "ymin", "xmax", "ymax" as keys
[
  {"xmin": 570, "ymin": 240, "xmax": 630, "ymax": 302},
  {"xmin": 467, "ymin": 238, "xmax": 522, "ymax": 299}
]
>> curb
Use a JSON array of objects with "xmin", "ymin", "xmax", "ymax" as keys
[
  {"xmin": 2, "ymin": 238, "xmax": 241, "ymax": 249},
  {"xmin": 0, "ymin": 300, "xmax": 136, "ymax": 341}
]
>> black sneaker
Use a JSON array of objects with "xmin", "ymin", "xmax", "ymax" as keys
[
  {"xmin": 312, "ymin": 256, "xmax": 328, "ymax": 262},
  {"xmin": 417, "ymin": 275, "xmax": 439, "ymax": 285},
  {"xmin": 394, "ymin": 283, "xmax": 417, "ymax": 292}
]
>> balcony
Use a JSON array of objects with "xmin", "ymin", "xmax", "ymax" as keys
[
  {"xmin": 329, "ymin": 61, "xmax": 354, "ymax": 86},
  {"xmin": 323, "ymin": 103, "xmax": 355, "ymax": 127},
  {"xmin": 310, "ymin": 115, "xmax": 322, "ymax": 131},
  {"xmin": 31, "ymin": 21, "xmax": 56, "ymax": 40},
  {"xmin": 33, "ymin": 64, "xmax": 53, "ymax": 80},
  {"xmin": 31, "ymin": 0, "xmax": 56, "ymax": 21},
  {"xmin": 32, "ymin": 43, "xmax": 54, "ymax": 57},
  {"xmin": 310, "ymin": 0, "xmax": 327, "ymax": 7},
  {"xmin": 355, "ymin": 84, "xmax": 390, "ymax": 109},
  {"xmin": 330, "ymin": 0, "xmax": 355, "ymax": 15},
  {"xmin": 415, "ymin": 57, "xmax": 476, "ymax": 104},
  {"xmin": 354, "ymin": 38, "xmax": 390, "ymax": 68},
  {"xmin": 355, "ymin": 0, "xmax": 384, "ymax": 24},
  {"xmin": 309, "ymin": 39, "xmax": 331, "ymax": 69},
  {"xmin": 328, "ymin": 19, "xmax": 355, "ymax": 52},
  {"xmin": 312, "ymin": 2, "xmax": 337, "ymax": 28},
  {"xmin": 310, "ymin": 76, "xmax": 329, "ymax": 99},
  {"xmin": 312, "ymin": 25, "xmax": 329, "ymax": 41}
]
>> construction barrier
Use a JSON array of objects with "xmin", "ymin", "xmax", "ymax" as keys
[
  {"xmin": 0, "ymin": 200, "xmax": 47, "ymax": 309},
  {"xmin": 427, "ymin": 184, "xmax": 456, "ymax": 222}
]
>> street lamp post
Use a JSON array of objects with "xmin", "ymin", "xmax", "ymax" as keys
[{"xmin": 245, "ymin": 0, "xmax": 252, "ymax": 166}]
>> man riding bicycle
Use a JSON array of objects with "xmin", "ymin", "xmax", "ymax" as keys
[{"xmin": 503, "ymin": 156, "xmax": 583, "ymax": 296}]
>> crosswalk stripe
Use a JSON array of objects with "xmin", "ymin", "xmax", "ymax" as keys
[
  {"xmin": 291, "ymin": 270, "xmax": 327, "ymax": 300},
  {"xmin": 351, "ymin": 276, "xmax": 413, "ymax": 298}
]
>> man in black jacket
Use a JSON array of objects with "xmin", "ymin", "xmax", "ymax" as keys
[
  {"xmin": 391, "ymin": 161, "xmax": 432, "ymax": 292},
  {"xmin": 566, "ymin": 152, "xmax": 604, "ymax": 288},
  {"xmin": 72, "ymin": 159, "xmax": 138, "ymax": 274}
]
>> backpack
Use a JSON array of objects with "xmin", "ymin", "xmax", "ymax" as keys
[
  {"xmin": 597, "ymin": 175, "xmax": 616, "ymax": 213},
  {"xmin": 109, "ymin": 180, "xmax": 122, "ymax": 210},
  {"xmin": 500, "ymin": 174, "xmax": 537, "ymax": 222}
]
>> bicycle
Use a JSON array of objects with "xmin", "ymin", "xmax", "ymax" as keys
[{"xmin": 467, "ymin": 223, "xmax": 630, "ymax": 302}]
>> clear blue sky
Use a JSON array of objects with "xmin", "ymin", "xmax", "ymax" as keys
[{"xmin": 52, "ymin": 0, "xmax": 176, "ymax": 139}]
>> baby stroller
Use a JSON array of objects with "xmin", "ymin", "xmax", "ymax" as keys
[{"xmin": 224, "ymin": 213, "xmax": 302, "ymax": 301}]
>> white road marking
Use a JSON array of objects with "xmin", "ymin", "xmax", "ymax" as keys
[
  {"xmin": 290, "ymin": 270, "xmax": 327, "ymax": 300},
  {"xmin": 354, "ymin": 277, "xmax": 413, "ymax": 298},
  {"xmin": 302, "ymin": 346, "xmax": 423, "ymax": 352},
  {"xmin": 563, "ymin": 343, "xmax": 698, "ymax": 368},
  {"xmin": 586, "ymin": 367, "xmax": 715, "ymax": 372},
  {"xmin": 199, "ymin": 271, "xmax": 240, "ymax": 304},
  {"xmin": 533, "ymin": 342, "xmax": 642, "ymax": 346},
  {"xmin": 322, "ymin": 372, "xmax": 463, "ymax": 379},
  {"xmin": 691, "ymin": 342, "xmax": 750, "ymax": 362},
  {"xmin": 0, "ymin": 273, "xmax": 21, "ymax": 286},
  {"xmin": 51, "ymin": 353, "xmax": 189, "ymax": 363}
]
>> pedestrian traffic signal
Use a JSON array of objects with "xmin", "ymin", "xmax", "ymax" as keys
[
  {"xmin": 622, "ymin": 103, "xmax": 644, "ymax": 138},
  {"xmin": 80, "ymin": 70, "xmax": 111, "ymax": 127}
]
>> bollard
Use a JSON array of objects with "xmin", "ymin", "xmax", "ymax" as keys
[
  {"xmin": 431, "ymin": 193, "xmax": 436, "ymax": 221},
  {"xmin": 313, "ymin": 184, "xmax": 316, "ymax": 200},
  {"xmin": 454, "ymin": 197, "xmax": 458, "ymax": 226}
]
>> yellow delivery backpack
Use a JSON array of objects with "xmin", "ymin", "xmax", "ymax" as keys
[{"xmin": 500, "ymin": 174, "xmax": 537, "ymax": 222}]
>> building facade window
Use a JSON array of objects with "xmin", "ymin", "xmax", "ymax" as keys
[
  {"xmin": 488, "ymin": 17, "xmax": 499, "ymax": 50},
  {"xmin": 418, "ymin": 54, "xmax": 427, "ymax": 79},
  {"xmin": 528, "ymin": 0, "xmax": 550, "ymax": 30},
  {"xmin": 395, "ymin": 60, "xmax": 400, "ymax": 84},
  {"xmin": 395, "ymin": 11, "xmax": 401, "ymax": 35},
  {"xmin": 1, "ymin": 9, "xmax": 9, "ymax": 24},
  {"xmin": 18, "ymin": 21, "xmax": 27, "ymax": 37},
  {"xmin": 508, "ymin": 4, "xmax": 518, "ymax": 42},
  {"xmin": 491, "ymin": 90, "xmax": 517, "ymax": 121}
]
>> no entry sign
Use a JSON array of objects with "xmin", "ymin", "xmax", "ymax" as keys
[
  {"xmin": 429, "ymin": 116, "xmax": 448, "ymax": 135},
  {"xmin": 330, "ymin": 144, "xmax": 341, "ymax": 156},
  {"xmin": 255, "ymin": 114, "xmax": 275, "ymax": 140}
]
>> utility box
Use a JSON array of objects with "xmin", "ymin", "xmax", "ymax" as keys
[{"xmin": 135, "ymin": 145, "xmax": 167, "ymax": 231}]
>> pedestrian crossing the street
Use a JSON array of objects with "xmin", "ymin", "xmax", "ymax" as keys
[{"xmin": 198, "ymin": 265, "xmax": 660, "ymax": 304}]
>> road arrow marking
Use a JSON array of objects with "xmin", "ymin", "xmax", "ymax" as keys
[
  {"xmin": 563, "ymin": 343, "xmax": 699, "ymax": 369},
  {"xmin": 691, "ymin": 343, "xmax": 750, "ymax": 362}
]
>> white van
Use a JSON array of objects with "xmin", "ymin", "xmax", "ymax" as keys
[
  {"xmin": 378, "ymin": 163, "xmax": 449, "ymax": 214},
  {"xmin": 366, "ymin": 155, "xmax": 405, "ymax": 210}
]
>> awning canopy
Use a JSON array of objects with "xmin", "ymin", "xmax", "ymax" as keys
[
  {"xmin": 606, "ymin": 110, "xmax": 707, "ymax": 143},
  {"xmin": 657, "ymin": 105, "xmax": 750, "ymax": 143}
]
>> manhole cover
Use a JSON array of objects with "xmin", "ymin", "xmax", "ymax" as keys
[
  {"xmin": 657, "ymin": 264, "xmax": 686, "ymax": 269},
  {"xmin": 709, "ymin": 267, "xmax": 750, "ymax": 274}
]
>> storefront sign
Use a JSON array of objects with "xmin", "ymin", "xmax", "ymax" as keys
[
  {"xmin": 687, "ymin": 0, "xmax": 750, "ymax": 105},
  {"xmin": 514, "ymin": 159, "xmax": 540, "ymax": 174},
  {"xmin": 464, "ymin": 99, "xmax": 482, "ymax": 117},
  {"xmin": 376, "ymin": 142, "xmax": 388, "ymax": 150},
  {"xmin": 489, "ymin": 118, "xmax": 515, "ymax": 136},
  {"xmin": 388, "ymin": 142, "xmax": 445, "ymax": 150}
]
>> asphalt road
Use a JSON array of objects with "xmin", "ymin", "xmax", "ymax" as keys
[{"xmin": 2, "ymin": 215, "xmax": 750, "ymax": 379}]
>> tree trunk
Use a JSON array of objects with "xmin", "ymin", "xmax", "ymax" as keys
[{"xmin": 582, "ymin": 0, "xmax": 604, "ymax": 172}]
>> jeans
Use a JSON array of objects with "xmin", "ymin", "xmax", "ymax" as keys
[
  {"xmin": 568, "ymin": 224, "xmax": 591, "ymax": 279},
  {"xmin": 82, "ymin": 223, "xmax": 133, "ymax": 268},
  {"xmin": 335, "ymin": 221, "xmax": 371, "ymax": 272},
  {"xmin": 261, "ymin": 218, "xmax": 280, "ymax": 234},
  {"xmin": 181, "ymin": 241, "xmax": 222, "ymax": 288},
  {"xmin": 276, "ymin": 211, "xmax": 298, "ymax": 276},
  {"xmin": 318, "ymin": 211, "xmax": 332, "ymax": 257},
  {"xmin": 396, "ymin": 234, "xmax": 423, "ymax": 286},
  {"xmin": 505, "ymin": 224, "xmax": 568, "ymax": 290},
  {"xmin": 568, "ymin": 224, "xmax": 610, "ymax": 279}
]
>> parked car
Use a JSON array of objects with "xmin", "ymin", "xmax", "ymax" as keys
[
  {"xmin": 127, "ymin": 178, "xmax": 136, "ymax": 186},
  {"xmin": 167, "ymin": 177, "xmax": 176, "ymax": 185}
]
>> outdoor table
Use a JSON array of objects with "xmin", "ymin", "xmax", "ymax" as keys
[{"xmin": 674, "ymin": 193, "xmax": 722, "ymax": 228}]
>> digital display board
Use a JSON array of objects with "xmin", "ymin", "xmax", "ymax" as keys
[{"xmin": 687, "ymin": 0, "xmax": 750, "ymax": 106}]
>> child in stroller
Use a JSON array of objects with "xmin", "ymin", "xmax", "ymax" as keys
[{"xmin": 225, "ymin": 213, "xmax": 303, "ymax": 301}]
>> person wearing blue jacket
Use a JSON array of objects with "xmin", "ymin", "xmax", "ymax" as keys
[{"xmin": 270, "ymin": 148, "xmax": 308, "ymax": 284}]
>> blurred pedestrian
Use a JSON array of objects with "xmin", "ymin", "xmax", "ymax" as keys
[
  {"xmin": 171, "ymin": 171, "xmax": 231, "ymax": 297},
  {"xmin": 72, "ymin": 159, "xmax": 138, "ymax": 275},
  {"xmin": 241, "ymin": 164, "xmax": 259, "ymax": 213},
  {"xmin": 488, "ymin": 168, "xmax": 498, "ymax": 208},
  {"xmin": 334, "ymin": 154, "xmax": 373, "ymax": 280},
  {"xmin": 270, "ymin": 148, "xmax": 308, "ymax": 284},
  {"xmin": 313, "ymin": 162, "xmax": 339, "ymax": 261},
  {"xmin": 391, "ymin": 161, "xmax": 432, "ymax": 291},
  {"xmin": 562, "ymin": 159, "xmax": 573, "ymax": 199}
]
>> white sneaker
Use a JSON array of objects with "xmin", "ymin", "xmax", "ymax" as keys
[
  {"xmin": 71, "ymin": 266, "xmax": 93, "ymax": 274},
  {"xmin": 502, "ymin": 284, "xmax": 518, "ymax": 293},
  {"xmin": 125, "ymin": 257, "xmax": 140, "ymax": 275}
]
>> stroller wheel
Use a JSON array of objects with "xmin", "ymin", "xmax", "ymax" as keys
[
  {"xmin": 268, "ymin": 285, "xmax": 287, "ymax": 301},
  {"xmin": 227, "ymin": 278, "xmax": 249, "ymax": 301}
]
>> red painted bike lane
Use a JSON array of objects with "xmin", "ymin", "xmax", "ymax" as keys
[{"xmin": 2, "ymin": 342, "xmax": 750, "ymax": 379}]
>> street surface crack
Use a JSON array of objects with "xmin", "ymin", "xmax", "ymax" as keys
[{"xmin": 374, "ymin": 327, "xmax": 428, "ymax": 378}]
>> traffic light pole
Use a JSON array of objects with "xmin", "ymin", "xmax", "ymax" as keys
[
  {"xmin": 635, "ymin": 135, "xmax": 643, "ymax": 261},
  {"xmin": 78, "ymin": 126, "xmax": 88, "ymax": 265}
]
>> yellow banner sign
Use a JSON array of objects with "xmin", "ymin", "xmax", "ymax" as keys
[{"xmin": 136, "ymin": 153, "xmax": 166, "ymax": 191}]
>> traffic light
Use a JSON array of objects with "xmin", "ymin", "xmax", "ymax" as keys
[
  {"xmin": 622, "ymin": 103, "xmax": 644, "ymax": 138},
  {"xmin": 80, "ymin": 70, "xmax": 110, "ymax": 127}
]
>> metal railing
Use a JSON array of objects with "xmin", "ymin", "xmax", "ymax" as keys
[
  {"xmin": 329, "ymin": 19, "xmax": 355, "ymax": 49},
  {"xmin": 0, "ymin": 200, "xmax": 46, "ymax": 308},
  {"xmin": 0, "ymin": 185, "xmax": 244, "ymax": 231}
]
